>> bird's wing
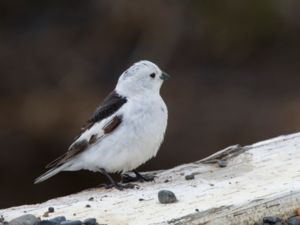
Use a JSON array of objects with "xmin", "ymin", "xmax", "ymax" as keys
[{"xmin": 45, "ymin": 91, "xmax": 126, "ymax": 169}]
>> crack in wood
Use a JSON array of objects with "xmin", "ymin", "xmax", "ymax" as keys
[{"xmin": 198, "ymin": 145, "xmax": 247, "ymax": 164}]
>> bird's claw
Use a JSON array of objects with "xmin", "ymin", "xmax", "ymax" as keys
[
  {"xmin": 122, "ymin": 173, "xmax": 156, "ymax": 183},
  {"xmin": 99, "ymin": 182, "xmax": 139, "ymax": 190}
]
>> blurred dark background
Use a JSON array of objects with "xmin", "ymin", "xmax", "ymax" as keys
[{"xmin": 1, "ymin": 0, "xmax": 300, "ymax": 208}]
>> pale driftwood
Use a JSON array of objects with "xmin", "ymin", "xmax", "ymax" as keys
[{"xmin": 2, "ymin": 133, "xmax": 300, "ymax": 225}]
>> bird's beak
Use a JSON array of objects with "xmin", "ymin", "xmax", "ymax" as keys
[{"xmin": 160, "ymin": 72, "xmax": 171, "ymax": 81}]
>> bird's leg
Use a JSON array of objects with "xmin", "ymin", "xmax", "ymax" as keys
[
  {"xmin": 98, "ymin": 168, "xmax": 136, "ymax": 190},
  {"xmin": 122, "ymin": 170, "xmax": 156, "ymax": 183}
]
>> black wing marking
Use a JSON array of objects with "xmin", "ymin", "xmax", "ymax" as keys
[
  {"xmin": 89, "ymin": 91, "xmax": 127, "ymax": 124},
  {"xmin": 78, "ymin": 90, "xmax": 127, "ymax": 135},
  {"xmin": 45, "ymin": 91, "xmax": 126, "ymax": 169}
]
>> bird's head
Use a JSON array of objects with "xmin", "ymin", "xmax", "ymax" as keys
[{"xmin": 116, "ymin": 60, "xmax": 170, "ymax": 97}]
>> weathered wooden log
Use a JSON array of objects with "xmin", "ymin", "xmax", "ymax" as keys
[{"xmin": 2, "ymin": 132, "xmax": 300, "ymax": 225}]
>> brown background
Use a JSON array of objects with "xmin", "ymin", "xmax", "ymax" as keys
[{"xmin": 1, "ymin": 0, "xmax": 300, "ymax": 208}]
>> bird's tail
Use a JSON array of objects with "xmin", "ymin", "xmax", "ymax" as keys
[{"xmin": 34, "ymin": 164, "xmax": 68, "ymax": 184}]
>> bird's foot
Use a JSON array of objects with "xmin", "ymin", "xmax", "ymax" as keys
[
  {"xmin": 122, "ymin": 171, "xmax": 156, "ymax": 183},
  {"xmin": 99, "ymin": 182, "xmax": 138, "ymax": 190}
]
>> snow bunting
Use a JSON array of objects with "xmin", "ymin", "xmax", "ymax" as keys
[{"xmin": 34, "ymin": 60, "xmax": 169, "ymax": 190}]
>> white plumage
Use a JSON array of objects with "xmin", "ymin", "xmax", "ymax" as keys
[{"xmin": 35, "ymin": 60, "xmax": 169, "ymax": 187}]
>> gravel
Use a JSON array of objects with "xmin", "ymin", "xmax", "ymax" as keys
[
  {"xmin": 158, "ymin": 190, "xmax": 177, "ymax": 204},
  {"xmin": 255, "ymin": 214, "xmax": 300, "ymax": 225},
  {"xmin": 9, "ymin": 214, "xmax": 39, "ymax": 225},
  {"xmin": 5, "ymin": 214, "xmax": 101, "ymax": 225}
]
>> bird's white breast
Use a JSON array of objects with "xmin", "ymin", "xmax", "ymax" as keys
[{"xmin": 70, "ymin": 93, "xmax": 168, "ymax": 173}]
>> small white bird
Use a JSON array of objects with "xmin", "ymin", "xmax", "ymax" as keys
[{"xmin": 34, "ymin": 60, "xmax": 169, "ymax": 190}]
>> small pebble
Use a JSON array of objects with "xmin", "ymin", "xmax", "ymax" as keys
[
  {"xmin": 217, "ymin": 160, "xmax": 227, "ymax": 167},
  {"xmin": 83, "ymin": 218, "xmax": 97, "ymax": 225},
  {"xmin": 195, "ymin": 209, "xmax": 199, "ymax": 212},
  {"xmin": 48, "ymin": 207, "xmax": 55, "ymax": 213},
  {"xmin": 185, "ymin": 174, "xmax": 195, "ymax": 180},
  {"xmin": 88, "ymin": 197, "xmax": 94, "ymax": 201},
  {"xmin": 139, "ymin": 198, "xmax": 144, "ymax": 201},
  {"xmin": 85, "ymin": 204, "xmax": 91, "ymax": 208},
  {"xmin": 263, "ymin": 216, "xmax": 281, "ymax": 223},
  {"xmin": 158, "ymin": 190, "xmax": 177, "ymax": 204},
  {"xmin": 35, "ymin": 220, "xmax": 58, "ymax": 225},
  {"xmin": 164, "ymin": 179, "xmax": 169, "ymax": 183},
  {"xmin": 287, "ymin": 216, "xmax": 300, "ymax": 225},
  {"xmin": 60, "ymin": 221, "xmax": 82, "ymax": 225},
  {"xmin": 49, "ymin": 216, "xmax": 66, "ymax": 224},
  {"xmin": 9, "ymin": 214, "xmax": 39, "ymax": 225},
  {"xmin": 43, "ymin": 212, "xmax": 49, "ymax": 217}
]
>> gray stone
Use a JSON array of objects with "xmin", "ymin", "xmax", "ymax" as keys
[
  {"xmin": 287, "ymin": 216, "xmax": 300, "ymax": 225},
  {"xmin": 185, "ymin": 174, "xmax": 195, "ymax": 180},
  {"xmin": 35, "ymin": 220, "xmax": 58, "ymax": 225},
  {"xmin": 83, "ymin": 218, "xmax": 97, "ymax": 225},
  {"xmin": 263, "ymin": 216, "xmax": 281, "ymax": 223},
  {"xmin": 158, "ymin": 190, "xmax": 177, "ymax": 204},
  {"xmin": 9, "ymin": 214, "xmax": 39, "ymax": 225},
  {"xmin": 49, "ymin": 217, "xmax": 66, "ymax": 224},
  {"xmin": 217, "ymin": 160, "xmax": 227, "ymax": 168},
  {"xmin": 60, "ymin": 221, "xmax": 82, "ymax": 225},
  {"xmin": 274, "ymin": 222, "xmax": 283, "ymax": 225},
  {"xmin": 48, "ymin": 207, "xmax": 55, "ymax": 213}
]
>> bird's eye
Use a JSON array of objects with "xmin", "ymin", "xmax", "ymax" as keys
[{"xmin": 150, "ymin": 73, "xmax": 156, "ymax": 78}]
